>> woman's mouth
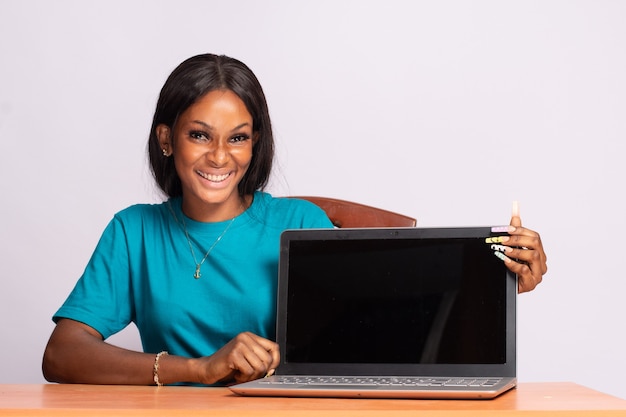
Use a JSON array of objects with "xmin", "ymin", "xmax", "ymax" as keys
[{"xmin": 196, "ymin": 170, "xmax": 231, "ymax": 183}]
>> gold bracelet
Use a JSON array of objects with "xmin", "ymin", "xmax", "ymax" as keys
[{"xmin": 153, "ymin": 351, "xmax": 168, "ymax": 386}]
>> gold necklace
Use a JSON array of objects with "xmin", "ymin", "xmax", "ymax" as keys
[{"xmin": 168, "ymin": 201, "xmax": 238, "ymax": 279}]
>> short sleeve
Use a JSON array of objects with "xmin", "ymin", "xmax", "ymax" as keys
[{"xmin": 53, "ymin": 215, "xmax": 134, "ymax": 339}]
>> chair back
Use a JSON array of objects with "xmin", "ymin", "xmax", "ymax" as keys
[{"xmin": 292, "ymin": 196, "xmax": 416, "ymax": 228}]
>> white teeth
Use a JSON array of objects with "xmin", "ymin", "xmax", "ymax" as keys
[{"xmin": 197, "ymin": 171, "xmax": 230, "ymax": 182}]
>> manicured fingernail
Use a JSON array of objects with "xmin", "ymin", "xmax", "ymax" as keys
[
  {"xmin": 265, "ymin": 369, "xmax": 275, "ymax": 378},
  {"xmin": 494, "ymin": 251, "xmax": 511, "ymax": 263},
  {"xmin": 490, "ymin": 244, "xmax": 512, "ymax": 253},
  {"xmin": 485, "ymin": 236, "xmax": 510, "ymax": 243},
  {"xmin": 512, "ymin": 201, "xmax": 520, "ymax": 217},
  {"xmin": 491, "ymin": 226, "xmax": 516, "ymax": 233}
]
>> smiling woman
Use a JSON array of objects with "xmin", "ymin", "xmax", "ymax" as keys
[
  {"xmin": 41, "ymin": 54, "xmax": 335, "ymax": 387},
  {"xmin": 40, "ymin": 53, "xmax": 548, "ymax": 389},
  {"xmin": 156, "ymin": 90, "xmax": 258, "ymax": 222}
]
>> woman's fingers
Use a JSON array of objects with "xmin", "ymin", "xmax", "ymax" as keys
[
  {"xmin": 500, "ymin": 201, "xmax": 548, "ymax": 293},
  {"xmin": 202, "ymin": 332, "xmax": 280, "ymax": 384}
]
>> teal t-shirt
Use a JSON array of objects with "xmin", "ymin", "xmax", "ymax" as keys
[{"xmin": 54, "ymin": 191, "xmax": 333, "ymax": 359}]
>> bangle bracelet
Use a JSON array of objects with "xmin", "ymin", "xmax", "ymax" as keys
[{"xmin": 153, "ymin": 351, "xmax": 168, "ymax": 386}]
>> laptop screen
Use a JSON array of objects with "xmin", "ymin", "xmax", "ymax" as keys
[{"xmin": 277, "ymin": 227, "xmax": 517, "ymax": 377}]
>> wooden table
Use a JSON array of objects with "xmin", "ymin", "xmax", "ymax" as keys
[{"xmin": 1, "ymin": 382, "xmax": 625, "ymax": 416}]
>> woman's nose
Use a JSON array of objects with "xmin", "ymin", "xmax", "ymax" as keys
[{"xmin": 207, "ymin": 141, "xmax": 228, "ymax": 166}]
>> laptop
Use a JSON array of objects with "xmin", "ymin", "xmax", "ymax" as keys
[{"xmin": 230, "ymin": 226, "xmax": 517, "ymax": 399}]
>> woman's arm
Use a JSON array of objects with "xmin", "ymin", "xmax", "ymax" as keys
[
  {"xmin": 42, "ymin": 318, "xmax": 192, "ymax": 384},
  {"xmin": 42, "ymin": 318, "xmax": 279, "ymax": 385}
]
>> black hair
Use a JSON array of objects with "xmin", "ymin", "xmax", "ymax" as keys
[{"xmin": 148, "ymin": 54, "xmax": 274, "ymax": 198}]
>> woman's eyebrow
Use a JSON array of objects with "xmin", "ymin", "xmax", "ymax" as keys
[
  {"xmin": 190, "ymin": 120, "xmax": 251, "ymax": 132},
  {"xmin": 190, "ymin": 120, "xmax": 214, "ymax": 130}
]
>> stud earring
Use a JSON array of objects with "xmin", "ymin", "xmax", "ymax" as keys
[{"xmin": 162, "ymin": 149, "xmax": 170, "ymax": 157}]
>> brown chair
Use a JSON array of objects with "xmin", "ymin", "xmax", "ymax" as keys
[{"xmin": 291, "ymin": 196, "xmax": 416, "ymax": 228}]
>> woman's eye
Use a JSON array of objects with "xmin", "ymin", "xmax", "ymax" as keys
[
  {"xmin": 189, "ymin": 131, "xmax": 208, "ymax": 141},
  {"xmin": 231, "ymin": 134, "xmax": 250, "ymax": 143}
]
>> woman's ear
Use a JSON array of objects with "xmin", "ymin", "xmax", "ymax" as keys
[{"xmin": 156, "ymin": 124, "xmax": 172, "ymax": 156}]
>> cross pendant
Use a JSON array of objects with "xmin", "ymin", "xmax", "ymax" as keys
[{"xmin": 194, "ymin": 265, "xmax": 202, "ymax": 279}]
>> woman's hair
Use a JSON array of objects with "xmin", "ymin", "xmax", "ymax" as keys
[{"xmin": 148, "ymin": 53, "xmax": 274, "ymax": 198}]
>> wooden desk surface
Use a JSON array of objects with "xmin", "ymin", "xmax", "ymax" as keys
[{"xmin": 1, "ymin": 382, "xmax": 625, "ymax": 416}]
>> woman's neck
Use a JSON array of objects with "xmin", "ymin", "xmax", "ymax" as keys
[{"xmin": 181, "ymin": 193, "xmax": 252, "ymax": 223}]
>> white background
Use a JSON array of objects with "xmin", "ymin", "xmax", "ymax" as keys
[{"xmin": 1, "ymin": 0, "xmax": 624, "ymax": 400}]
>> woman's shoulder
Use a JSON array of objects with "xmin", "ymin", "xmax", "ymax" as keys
[
  {"xmin": 250, "ymin": 192, "xmax": 333, "ymax": 229},
  {"xmin": 252, "ymin": 191, "xmax": 324, "ymax": 215},
  {"xmin": 112, "ymin": 200, "xmax": 171, "ymax": 223}
]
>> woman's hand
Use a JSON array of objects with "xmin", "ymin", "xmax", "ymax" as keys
[
  {"xmin": 195, "ymin": 332, "xmax": 280, "ymax": 385},
  {"xmin": 499, "ymin": 202, "xmax": 548, "ymax": 293}
]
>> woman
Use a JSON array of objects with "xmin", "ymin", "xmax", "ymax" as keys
[{"xmin": 42, "ymin": 54, "xmax": 547, "ymax": 386}]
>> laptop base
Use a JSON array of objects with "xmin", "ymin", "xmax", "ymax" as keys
[{"xmin": 230, "ymin": 375, "xmax": 517, "ymax": 400}]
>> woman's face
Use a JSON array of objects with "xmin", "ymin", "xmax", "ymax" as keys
[{"xmin": 158, "ymin": 89, "xmax": 257, "ymax": 222}]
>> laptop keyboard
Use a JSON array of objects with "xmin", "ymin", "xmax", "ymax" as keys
[{"xmin": 261, "ymin": 376, "xmax": 502, "ymax": 388}]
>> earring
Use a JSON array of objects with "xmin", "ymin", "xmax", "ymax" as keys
[{"xmin": 162, "ymin": 149, "xmax": 170, "ymax": 157}]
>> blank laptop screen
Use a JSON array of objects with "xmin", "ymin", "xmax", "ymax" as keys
[{"xmin": 282, "ymin": 233, "xmax": 511, "ymax": 367}]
